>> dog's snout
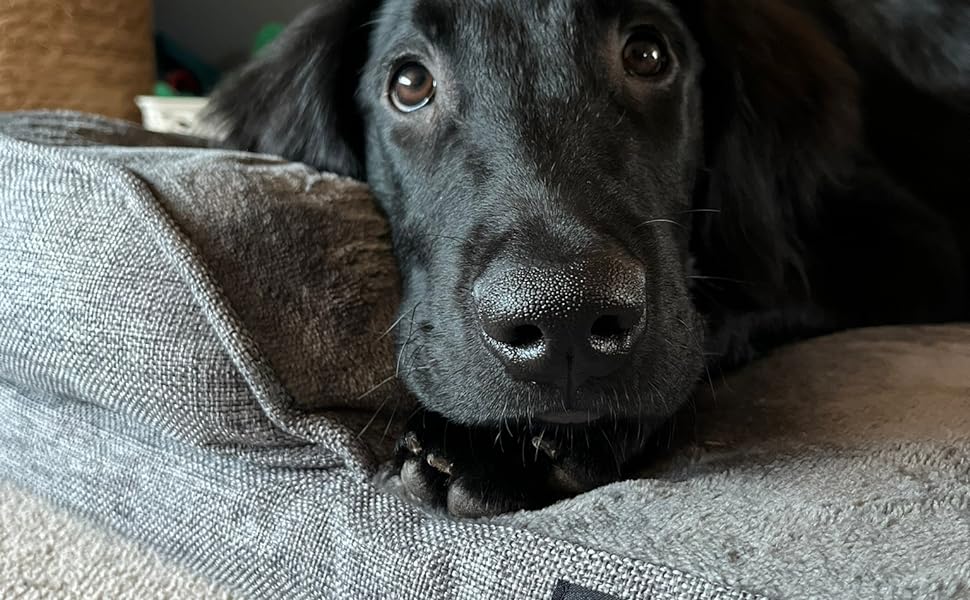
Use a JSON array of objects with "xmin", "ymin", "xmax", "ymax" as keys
[{"xmin": 474, "ymin": 256, "xmax": 647, "ymax": 386}]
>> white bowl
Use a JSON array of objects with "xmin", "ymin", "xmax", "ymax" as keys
[{"xmin": 135, "ymin": 95, "xmax": 216, "ymax": 137}]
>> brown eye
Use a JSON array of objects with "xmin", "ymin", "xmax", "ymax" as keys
[
  {"xmin": 622, "ymin": 30, "xmax": 668, "ymax": 78},
  {"xmin": 390, "ymin": 63, "xmax": 436, "ymax": 112}
]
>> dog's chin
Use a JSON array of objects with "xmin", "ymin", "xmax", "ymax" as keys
[{"xmin": 407, "ymin": 372, "xmax": 690, "ymax": 430}]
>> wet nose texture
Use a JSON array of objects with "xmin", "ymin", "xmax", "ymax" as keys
[{"xmin": 474, "ymin": 256, "xmax": 647, "ymax": 387}]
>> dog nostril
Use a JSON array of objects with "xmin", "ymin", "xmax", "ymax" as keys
[
  {"xmin": 508, "ymin": 324, "xmax": 543, "ymax": 347},
  {"xmin": 590, "ymin": 314, "xmax": 628, "ymax": 339}
]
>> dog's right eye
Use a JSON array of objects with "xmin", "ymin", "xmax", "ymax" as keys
[
  {"xmin": 390, "ymin": 63, "xmax": 436, "ymax": 113},
  {"xmin": 622, "ymin": 29, "xmax": 668, "ymax": 78}
]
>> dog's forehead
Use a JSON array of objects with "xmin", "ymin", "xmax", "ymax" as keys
[
  {"xmin": 404, "ymin": 0, "xmax": 576, "ymax": 63},
  {"xmin": 376, "ymin": 0, "xmax": 686, "ymax": 103},
  {"xmin": 411, "ymin": 0, "xmax": 574, "ymax": 33},
  {"xmin": 399, "ymin": 0, "xmax": 685, "ymax": 47},
  {"xmin": 408, "ymin": 0, "xmax": 680, "ymax": 21}
]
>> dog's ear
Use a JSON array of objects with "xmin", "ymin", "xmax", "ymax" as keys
[
  {"xmin": 206, "ymin": 1, "xmax": 379, "ymax": 178},
  {"xmin": 690, "ymin": 0, "xmax": 861, "ymax": 286}
]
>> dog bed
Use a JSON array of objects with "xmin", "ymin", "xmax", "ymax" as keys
[
  {"xmin": 1, "ymin": 112, "xmax": 967, "ymax": 600},
  {"xmin": 0, "ymin": 481, "xmax": 236, "ymax": 598}
]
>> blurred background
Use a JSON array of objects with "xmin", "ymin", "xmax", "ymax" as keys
[
  {"xmin": 156, "ymin": 0, "xmax": 313, "ymax": 70},
  {"xmin": 0, "ymin": 0, "xmax": 316, "ymax": 132}
]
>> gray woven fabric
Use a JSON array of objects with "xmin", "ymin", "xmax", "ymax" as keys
[
  {"xmin": 0, "ymin": 481, "xmax": 236, "ymax": 598},
  {"xmin": 0, "ymin": 111, "xmax": 405, "ymax": 470},
  {"xmin": 0, "ymin": 385, "xmax": 749, "ymax": 600},
  {"xmin": 1, "ymin": 112, "xmax": 968, "ymax": 599}
]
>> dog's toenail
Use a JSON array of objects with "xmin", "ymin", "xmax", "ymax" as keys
[
  {"xmin": 531, "ymin": 435, "xmax": 559, "ymax": 459},
  {"xmin": 404, "ymin": 431, "xmax": 422, "ymax": 454},
  {"xmin": 426, "ymin": 453, "xmax": 453, "ymax": 475}
]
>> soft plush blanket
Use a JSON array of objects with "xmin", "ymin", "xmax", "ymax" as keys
[
  {"xmin": 0, "ymin": 482, "xmax": 235, "ymax": 598},
  {"xmin": 0, "ymin": 112, "xmax": 967, "ymax": 600}
]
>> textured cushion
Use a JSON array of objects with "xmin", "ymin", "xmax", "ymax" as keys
[
  {"xmin": 503, "ymin": 325, "xmax": 970, "ymax": 599},
  {"xmin": 0, "ymin": 111, "xmax": 404, "ymax": 468},
  {"xmin": 1, "ymin": 112, "xmax": 968, "ymax": 600},
  {"xmin": 0, "ymin": 481, "xmax": 235, "ymax": 598}
]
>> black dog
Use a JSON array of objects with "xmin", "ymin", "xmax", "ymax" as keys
[{"xmin": 209, "ymin": 0, "xmax": 970, "ymax": 516}]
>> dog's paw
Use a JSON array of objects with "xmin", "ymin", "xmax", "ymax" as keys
[{"xmin": 393, "ymin": 410, "xmax": 636, "ymax": 518}]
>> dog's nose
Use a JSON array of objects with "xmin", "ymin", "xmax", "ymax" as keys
[{"xmin": 474, "ymin": 256, "xmax": 646, "ymax": 386}]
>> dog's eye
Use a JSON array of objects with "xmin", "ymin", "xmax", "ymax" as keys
[
  {"xmin": 622, "ymin": 29, "xmax": 668, "ymax": 78},
  {"xmin": 390, "ymin": 63, "xmax": 436, "ymax": 113}
]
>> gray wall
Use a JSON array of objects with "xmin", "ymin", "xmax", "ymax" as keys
[{"xmin": 154, "ymin": 0, "xmax": 318, "ymax": 69}]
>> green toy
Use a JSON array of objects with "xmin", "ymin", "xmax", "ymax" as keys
[{"xmin": 253, "ymin": 23, "xmax": 285, "ymax": 56}]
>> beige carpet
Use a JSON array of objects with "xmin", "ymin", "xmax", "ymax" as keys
[{"xmin": 0, "ymin": 482, "xmax": 237, "ymax": 599}]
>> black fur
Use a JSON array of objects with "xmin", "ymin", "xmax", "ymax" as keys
[{"xmin": 208, "ymin": 0, "xmax": 970, "ymax": 516}]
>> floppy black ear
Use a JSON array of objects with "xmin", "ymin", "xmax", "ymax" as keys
[
  {"xmin": 688, "ymin": 0, "xmax": 862, "ymax": 286},
  {"xmin": 206, "ymin": 1, "xmax": 379, "ymax": 178}
]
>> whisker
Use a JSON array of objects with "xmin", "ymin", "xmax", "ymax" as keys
[
  {"xmin": 355, "ymin": 374, "xmax": 397, "ymax": 403},
  {"xmin": 666, "ymin": 413, "xmax": 677, "ymax": 450},
  {"xmin": 381, "ymin": 402, "xmax": 400, "ymax": 440},
  {"xmin": 600, "ymin": 428, "xmax": 622, "ymax": 476},
  {"xmin": 380, "ymin": 302, "xmax": 421, "ymax": 340},
  {"xmin": 355, "ymin": 393, "xmax": 392, "ymax": 439},
  {"xmin": 678, "ymin": 317, "xmax": 717, "ymax": 405},
  {"xmin": 394, "ymin": 308, "xmax": 421, "ymax": 377},
  {"xmin": 634, "ymin": 218, "xmax": 687, "ymax": 231},
  {"xmin": 504, "ymin": 419, "xmax": 516, "ymax": 438},
  {"xmin": 357, "ymin": 341, "xmax": 428, "ymax": 438}
]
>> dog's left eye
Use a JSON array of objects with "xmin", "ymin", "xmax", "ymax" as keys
[
  {"xmin": 390, "ymin": 63, "xmax": 437, "ymax": 113},
  {"xmin": 623, "ymin": 29, "xmax": 668, "ymax": 78}
]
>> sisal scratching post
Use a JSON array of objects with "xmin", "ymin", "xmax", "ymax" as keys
[{"xmin": 0, "ymin": 0, "xmax": 154, "ymax": 121}]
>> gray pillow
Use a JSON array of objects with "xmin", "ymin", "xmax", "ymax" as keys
[{"xmin": 0, "ymin": 111, "xmax": 407, "ymax": 467}]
